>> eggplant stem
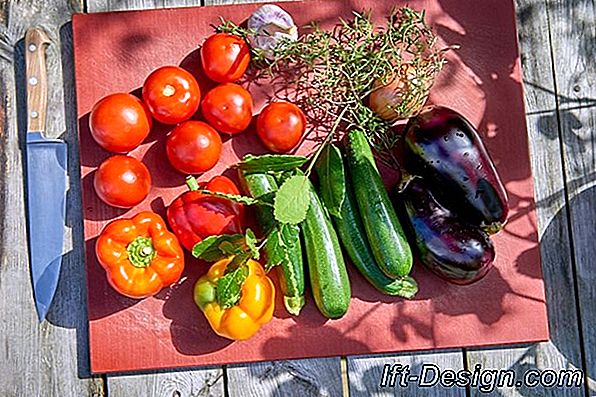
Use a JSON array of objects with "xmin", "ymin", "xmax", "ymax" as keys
[
  {"xmin": 397, "ymin": 169, "xmax": 418, "ymax": 193},
  {"xmin": 484, "ymin": 221, "xmax": 505, "ymax": 235}
]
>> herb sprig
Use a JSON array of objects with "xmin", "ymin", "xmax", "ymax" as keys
[{"xmin": 218, "ymin": 8, "xmax": 449, "ymax": 169}]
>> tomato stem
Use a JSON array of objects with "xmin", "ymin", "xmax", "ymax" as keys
[
  {"xmin": 127, "ymin": 236, "xmax": 156, "ymax": 268},
  {"xmin": 186, "ymin": 176, "xmax": 200, "ymax": 191},
  {"xmin": 163, "ymin": 84, "xmax": 176, "ymax": 97}
]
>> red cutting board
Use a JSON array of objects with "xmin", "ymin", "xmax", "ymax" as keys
[{"xmin": 73, "ymin": 0, "xmax": 549, "ymax": 374}]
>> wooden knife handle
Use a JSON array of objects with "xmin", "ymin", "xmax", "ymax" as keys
[{"xmin": 25, "ymin": 28, "xmax": 51, "ymax": 133}]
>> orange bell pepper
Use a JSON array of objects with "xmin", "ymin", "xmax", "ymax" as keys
[
  {"xmin": 96, "ymin": 211, "xmax": 185, "ymax": 299},
  {"xmin": 194, "ymin": 257, "xmax": 275, "ymax": 340}
]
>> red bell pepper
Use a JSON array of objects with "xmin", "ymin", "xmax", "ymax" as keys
[{"xmin": 167, "ymin": 175, "xmax": 244, "ymax": 251}]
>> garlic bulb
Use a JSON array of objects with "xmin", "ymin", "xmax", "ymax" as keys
[{"xmin": 247, "ymin": 4, "xmax": 298, "ymax": 56}]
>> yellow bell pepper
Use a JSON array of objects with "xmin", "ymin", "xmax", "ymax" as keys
[{"xmin": 193, "ymin": 257, "xmax": 275, "ymax": 340}]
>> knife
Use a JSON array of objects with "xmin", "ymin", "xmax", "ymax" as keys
[{"xmin": 24, "ymin": 27, "xmax": 68, "ymax": 322}]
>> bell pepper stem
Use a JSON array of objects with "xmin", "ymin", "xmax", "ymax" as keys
[
  {"xmin": 127, "ymin": 236, "xmax": 156, "ymax": 268},
  {"xmin": 194, "ymin": 280, "xmax": 216, "ymax": 310}
]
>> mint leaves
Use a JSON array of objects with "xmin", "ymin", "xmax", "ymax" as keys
[
  {"xmin": 264, "ymin": 223, "xmax": 299, "ymax": 271},
  {"xmin": 192, "ymin": 233, "xmax": 258, "ymax": 310},
  {"xmin": 198, "ymin": 189, "xmax": 260, "ymax": 206},
  {"xmin": 215, "ymin": 254, "xmax": 251, "ymax": 309},
  {"xmin": 245, "ymin": 228, "xmax": 260, "ymax": 259},
  {"xmin": 192, "ymin": 234, "xmax": 245, "ymax": 261},
  {"xmin": 238, "ymin": 154, "xmax": 309, "ymax": 173},
  {"xmin": 274, "ymin": 175, "xmax": 310, "ymax": 224},
  {"xmin": 192, "ymin": 230, "xmax": 258, "ymax": 262}
]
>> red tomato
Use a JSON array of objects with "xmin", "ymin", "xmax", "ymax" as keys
[
  {"xmin": 201, "ymin": 83, "xmax": 253, "ymax": 135},
  {"xmin": 167, "ymin": 175, "xmax": 244, "ymax": 251},
  {"xmin": 205, "ymin": 175, "xmax": 241, "ymax": 195},
  {"xmin": 94, "ymin": 155, "xmax": 152, "ymax": 208},
  {"xmin": 200, "ymin": 33, "xmax": 250, "ymax": 83},
  {"xmin": 256, "ymin": 102, "xmax": 306, "ymax": 153},
  {"xmin": 142, "ymin": 66, "xmax": 201, "ymax": 125},
  {"xmin": 166, "ymin": 121, "xmax": 222, "ymax": 174},
  {"xmin": 89, "ymin": 93, "xmax": 152, "ymax": 153}
]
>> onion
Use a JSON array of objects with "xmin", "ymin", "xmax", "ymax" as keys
[{"xmin": 369, "ymin": 63, "xmax": 432, "ymax": 122}]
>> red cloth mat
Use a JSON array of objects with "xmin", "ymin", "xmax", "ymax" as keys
[{"xmin": 73, "ymin": 0, "xmax": 549, "ymax": 373}]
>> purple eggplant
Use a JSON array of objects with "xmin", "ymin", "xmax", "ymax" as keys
[
  {"xmin": 403, "ymin": 106, "xmax": 508, "ymax": 234},
  {"xmin": 396, "ymin": 177, "xmax": 495, "ymax": 285}
]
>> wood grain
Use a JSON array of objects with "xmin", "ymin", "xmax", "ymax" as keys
[
  {"xmin": 87, "ymin": 0, "xmax": 203, "ymax": 12},
  {"xmin": 107, "ymin": 369, "xmax": 224, "ymax": 397},
  {"xmin": 226, "ymin": 358, "xmax": 344, "ymax": 397},
  {"xmin": 0, "ymin": 0, "xmax": 104, "ymax": 396},
  {"xmin": 204, "ymin": 0, "xmax": 274, "ymax": 5},
  {"xmin": 25, "ymin": 27, "xmax": 50, "ymax": 133},
  {"xmin": 466, "ymin": 0, "xmax": 586, "ymax": 396},
  {"xmin": 546, "ymin": 0, "xmax": 596, "ymax": 394},
  {"xmin": 348, "ymin": 351, "xmax": 466, "ymax": 396}
]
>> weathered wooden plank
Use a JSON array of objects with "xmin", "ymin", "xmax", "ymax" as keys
[
  {"xmin": 107, "ymin": 369, "xmax": 225, "ymax": 396},
  {"xmin": 82, "ymin": 0, "xmax": 226, "ymax": 396},
  {"xmin": 202, "ymin": 0, "xmax": 262, "ymax": 4},
  {"xmin": 546, "ymin": 0, "xmax": 596, "ymax": 394},
  {"xmin": 465, "ymin": 0, "xmax": 587, "ymax": 396},
  {"xmin": 205, "ymin": 0, "xmax": 290, "ymax": 5},
  {"xmin": 226, "ymin": 358, "xmax": 344, "ymax": 397},
  {"xmin": 348, "ymin": 351, "xmax": 466, "ymax": 396},
  {"xmin": 0, "ymin": 0, "xmax": 105, "ymax": 396},
  {"xmin": 87, "ymin": 0, "xmax": 203, "ymax": 12}
]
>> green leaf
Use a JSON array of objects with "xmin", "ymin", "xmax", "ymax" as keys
[
  {"xmin": 224, "ymin": 253, "xmax": 251, "ymax": 274},
  {"xmin": 257, "ymin": 190, "xmax": 277, "ymax": 205},
  {"xmin": 239, "ymin": 154, "xmax": 309, "ymax": 173},
  {"xmin": 198, "ymin": 189, "xmax": 260, "ymax": 205},
  {"xmin": 264, "ymin": 224, "xmax": 294, "ymax": 271},
  {"xmin": 280, "ymin": 223, "xmax": 300, "ymax": 247},
  {"xmin": 191, "ymin": 229, "xmax": 264, "ymax": 262},
  {"xmin": 216, "ymin": 255, "xmax": 250, "ymax": 309},
  {"xmin": 274, "ymin": 175, "xmax": 310, "ymax": 224},
  {"xmin": 218, "ymin": 240, "xmax": 245, "ymax": 256},
  {"xmin": 192, "ymin": 234, "xmax": 244, "ymax": 261},
  {"xmin": 245, "ymin": 229, "xmax": 259, "ymax": 260},
  {"xmin": 273, "ymin": 170, "xmax": 297, "ymax": 186},
  {"xmin": 315, "ymin": 144, "xmax": 345, "ymax": 218}
]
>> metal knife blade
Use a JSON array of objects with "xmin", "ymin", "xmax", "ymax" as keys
[{"xmin": 24, "ymin": 27, "xmax": 68, "ymax": 322}]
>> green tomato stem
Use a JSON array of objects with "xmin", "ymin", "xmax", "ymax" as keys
[{"xmin": 186, "ymin": 176, "xmax": 200, "ymax": 191}]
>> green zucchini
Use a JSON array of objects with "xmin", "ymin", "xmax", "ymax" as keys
[
  {"xmin": 346, "ymin": 129, "xmax": 413, "ymax": 278},
  {"xmin": 239, "ymin": 171, "xmax": 305, "ymax": 315},
  {"xmin": 317, "ymin": 151, "xmax": 418, "ymax": 298},
  {"xmin": 301, "ymin": 179, "xmax": 351, "ymax": 319}
]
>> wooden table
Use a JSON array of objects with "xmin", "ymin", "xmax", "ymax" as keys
[{"xmin": 0, "ymin": 0, "xmax": 594, "ymax": 395}]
